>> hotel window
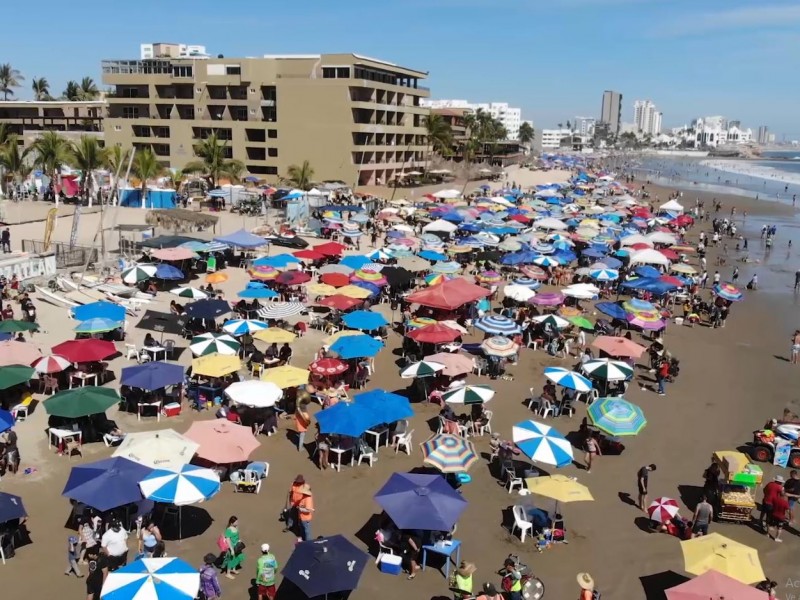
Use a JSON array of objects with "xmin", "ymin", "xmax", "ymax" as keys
[
  {"xmin": 172, "ymin": 65, "xmax": 193, "ymax": 78},
  {"xmin": 268, "ymin": 147, "xmax": 278, "ymax": 157},
  {"xmin": 268, "ymin": 129, "xmax": 277, "ymax": 139},
  {"xmin": 122, "ymin": 107, "xmax": 140, "ymax": 119},
  {"xmin": 322, "ymin": 67, "xmax": 350, "ymax": 79},
  {"xmin": 226, "ymin": 65, "xmax": 242, "ymax": 76}
]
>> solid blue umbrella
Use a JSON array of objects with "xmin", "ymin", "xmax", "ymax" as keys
[
  {"xmin": 330, "ymin": 334, "xmax": 383, "ymax": 359},
  {"xmin": 237, "ymin": 287, "xmax": 279, "ymax": 299},
  {"xmin": 183, "ymin": 299, "xmax": 231, "ymax": 319},
  {"xmin": 0, "ymin": 492, "xmax": 26, "ymax": 523},
  {"xmin": 599, "ymin": 256, "xmax": 623, "ymax": 269},
  {"xmin": 374, "ymin": 472, "xmax": 467, "ymax": 531},
  {"xmin": 351, "ymin": 281, "xmax": 382, "ymax": 297},
  {"xmin": 634, "ymin": 265, "xmax": 661, "ymax": 278},
  {"xmin": 252, "ymin": 253, "xmax": 301, "ymax": 268},
  {"xmin": 74, "ymin": 317, "xmax": 124, "ymax": 333},
  {"xmin": 72, "ymin": 301, "xmax": 126, "ymax": 322},
  {"xmin": 595, "ymin": 302, "xmax": 628, "ymax": 320},
  {"xmin": 0, "ymin": 409, "xmax": 14, "ymax": 433},
  {"xmin": 459, "ymin": 223, "xmax": 481, "ymax": 233},
  {"xmin": 501, "ymin": 251, "xmax": 538, "ymax": 265},
  {"xmin": 62, "ymin": 457, "xmax": 153, "ymax": 512},
  {"xmin": 582, "ymin": 247, "xmax": 607, "ymax": 259},
  {"xmin": 342, "ymin": 310, "xmax": 388, "ymax": 331},
  {"xmin": 121, "ymin": 362, "xmax": 185, "ymax": 391},
  {"xmin": 340, "ymin": 255, "xmax": 371, "ymax": 270},
  {"xmin": 419, "ymin": 250, "xmax": 447, "ymax": 262},
  {"xmin": 155, "ymin": 264, "xmax": 184, "ymax": 280},
  {"xmin": 315, "ymin": 401, "xmax": 381, "ymax": 437},
  {"xmin": 353, "ymin": 389, "xmax": 413, "ymax": 423},
  {"xmin": 282, "ymin": 536, "xmax": 368, "ymax": 598}
]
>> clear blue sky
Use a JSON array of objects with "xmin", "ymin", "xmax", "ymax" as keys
[{"xmin": 4, "ymin": 0, "xmax": 800, "ymax": 137}]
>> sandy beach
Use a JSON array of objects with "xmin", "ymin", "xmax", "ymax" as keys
[{"xmin": 2, "ymin": 164, "xmax": 800, "ymax": 600}]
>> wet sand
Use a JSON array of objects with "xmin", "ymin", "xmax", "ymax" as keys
[{"xmin": 3, "ymin": 170, "xmax": 800, "ymax": 599}]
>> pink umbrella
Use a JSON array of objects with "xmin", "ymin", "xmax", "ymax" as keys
[
  {"xmin": 666, "ymin": 570, "xmax": 768, "ymax": 600},
  {"xmin": 184, "ymin": 420, "xmax": 261, "ymax": 464},
  {"xmin": 0, "ymin": 340, "xmax": 42, "ymax": 367},
  {"xmin": 647, "ymin": 497, "xmax": 680, "ymax": 523},
  {"xmin": 626, "ymin": 311, "xmax": 666, "ymax": 331},
  {"xmin": 529, "ymin": 291, "xmax": 565, "ymax": 306},
  {"xmin": 152, "ymin": 247, "xmax": 196, "ymax": 261},
  {"xmin": 32, "ymin": 354, "xmax": 72, "ymax": 374},
  {"xmin": 424, "ymin": 352, "xmax": 474, "ymax": 377}
]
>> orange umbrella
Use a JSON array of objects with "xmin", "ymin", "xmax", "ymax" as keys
[
  {"xmin": 206, "ymin": 272, "xmax": 228, "ymax": 284},
  {"xmin": 591, "ymin": 335, "xmax": 647, "ymax": 358},
  {"xmin": 184, "ymin": 420, "xmax": 260, "ymax": 464}
]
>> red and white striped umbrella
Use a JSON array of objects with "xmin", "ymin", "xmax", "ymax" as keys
[
  {"xmin": 32, "ymin": 354, "xmax": 72, "ymax": 374},
  {"xmin": 647, "ymin": 497, "xmax": 680, "ymax": 523}
]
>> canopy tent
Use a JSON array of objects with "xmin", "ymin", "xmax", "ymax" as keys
[
  {"xmin": 659, "ymin": 199, "xmax": 684, "ymax": 213},
  {"xmin": 213, "ymin": 229, "xmax": 268, "ymax": 248},
  {"xmin": 405, "ymin": 277, "xmax": 490, "ymax": 310}
]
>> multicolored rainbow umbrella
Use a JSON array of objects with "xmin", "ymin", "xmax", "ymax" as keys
[{"xmin": 421, "ymin": 434, "xmax": 479, "ymax": 473}]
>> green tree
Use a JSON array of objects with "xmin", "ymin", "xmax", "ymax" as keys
[
  {"xmin": 31, "ymin": 77, "xmax": 51, "ymax": 101},
  {"xmin": 70, "ymin": 136, "xmax": 108, "ymax": 202},
  {"xmin": 519, "ymin": 122, "xmax": 534, "ymax": 146},
  {"xmin": 104, "ymin": 145, "xmax": 130, "ymax": 176},
  {"xmin": 0, "ymin": 63, "xmax": 24, "ymax": 100},
  {"xmin": 132, "ymin": 147, "xmax": 165, "ymax": 206},
  {"xmin": 31, "ymin": 131, "xmax": 72, "ymax": 202},
  {"xmin": 63, "ymin": 80, "xmax": 81, "ymax": 101},
  {"xmin": 0, "ymin": 135, "xmax": 32, "ymax": 196},
  {"xmin": 183, "ymin": 133, "xmax": 245, "ymax": 188},
  {"xmin": 423, "ymin": 113, "xmax": 453, "ymax": 172},
  {"xmin": 79, "ymin": 77, "xmax": 100, "ymax": 100},
  {"xmin": 566, "ymin": 120, "xmax": 572, "ymax": 131},
  {"xmin": 285, "ymin": 160, "xmax": 314, "ymax": 190}
]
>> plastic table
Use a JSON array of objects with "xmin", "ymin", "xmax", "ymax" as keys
[{"xmin": 422, "ymin": 539, "xmax": 461, "ymax": 579}]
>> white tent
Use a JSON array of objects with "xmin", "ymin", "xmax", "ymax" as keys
[
  {"xmin": 422, "ymin": 219, "xmax": 458, "ymax": 233},
  {"xmin": 629, "ymin": 248, "xmax": 670, "ymax": 266},
  {"xmin": 432, "ymin": 189, "xmax": 461, "ymax": 199},
  {"xmin": 646, "ymin": 231, "xmax": 677, "ymax": 245},
  {"xmin": 619, "ymin": 233, "xmax": 654, "ymax": 247},
  {"xmin": 659, "ymin": 199, "xmax": 684, "ymax": 213}
]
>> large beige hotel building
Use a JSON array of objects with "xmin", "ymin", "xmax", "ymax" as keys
[{"xmin": 101, "ymin": 45, "xmax": 431, "ymax": 186}]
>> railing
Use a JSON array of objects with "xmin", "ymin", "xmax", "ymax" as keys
[{"xmin": 21, "ymin": 240, "xmax": 98, "ymax": 269}]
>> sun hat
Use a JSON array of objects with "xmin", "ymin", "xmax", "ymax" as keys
[
  {"xmin": 293, "ymin": 474, "xmax": 306, "ymax": 484},
  {"xmin": 299, "ymin": 483, "xmax": 313, "ymax": 495},
  {"xmin": 577, "ymin": 573, "xmax": 595, "ymax": 590},
  {"xmin": 775, "ymin": 475, "xmax": 785, "ymax": 483},
  {"xmin": 261, "ymin": 543, "xmax": 270, "ymax": 553}
]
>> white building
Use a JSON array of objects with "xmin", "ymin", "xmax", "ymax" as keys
[
  {"xmin": 140, "ymin": 42, "xmax": 209, "ymax": 60},
  {"xmin": 421, "ymin": 99, "xmax": 522, "ymax": 140},
  {"xmin": 686, "ymin": 117, "xmax": 753, "ymax": 147},
  {"xmin": 540, "ymin": 128, "xmax": 573, "ymax": 149},
  {"xmin": 573, "ymin": 116, "xmax": 596, "ymax": 137},
  {"xmin": 633, "ymin": 100, "xmax": 662, "ymax": 136}
]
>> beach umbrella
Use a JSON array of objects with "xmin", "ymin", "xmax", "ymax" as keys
[
  {"xmin": 222, "ymin": 319, "xmax": 268, "ymax": 336},
  {"xmin": 330, "ymin": 334, "xmax": 383, "ymax": 359},
  {"xmin": 184, "ymin": 420, "xmax": 260, "ymax": 464},
  {"xmin": 320, "ymin": 272, "xmax": 351, "ymax": 287},
  {"xmin": 31, "ymin": 354, "xmax": 71, "ymax": 374},
  {"xmin": 513, "ymin": 277, "xmax": 541, "ymax": 289},
  {"xmin": 342, "ymin": 310, "xmax": 388, "ymax": 331},
  {"xmin": 419, "ymin": 249, "xmax": 447, "ymax": 262},
  {"xmin": 248, "ymin": 265, "xmax": 280, "ymax": 280},
  {"xmin": 0, "ymin": 364, "xmax": 34, "ymax": 389},
  {"xmin": 253, "ymin": 328, "xmax": 296, "ymax": 343},
  {"xmin": 532, "ymin": 256, "xmax": 559, "ymax": 267},
  {"xmin": 680, "ymin": 534, "xmax": 765, "ymax": 584},
  {"xmin": 72, "ymin": 301, "xmax": 126, "ymax": 322},
  {"xmin": 169, "ymin": 287, "xmax": 208, "ymax": 300},
  {"xmin": 261, "ymin": 365, "xmax": 309, "ymax": 388},
  {"xmin": 314, "ymin": 401, "xmax": 380, "ymax": 437},
  {"xmin": 531, "ymin": 314, "xmax": 570, "ymax": 329},
  {"xmin": 530, "ymin": 291, "xmax": 565, "ymax": 306},
  {"xmin": 44, "ymin": 386, "xmax": 120, "ymax": 418},
  {"xmin": 480, "ymin": 336, "xmax": 519, "ymax": 357},
  {"xmin": 353, "ymin": 389, "xmax": 413, "ymax": 423},
  {"xmin": 512, "ymin": 420, "xmax": 574, "ymax": 468},
  {"xmin": 622, "ymin": 298, "xmax": 656, "ymax": 313},
  {"xmin": 139, "ymin": 464, "xmax": 221, "ymax": 506},
  {"xmin": 0, "ymin": 492, "xmax": 26, "ymax": 523},
  {"xmin": 431, "ymin": 261, "xmax": 462, "ymax": 274},
  {"xmin": 588, "ymin": 397, "xmax": 647, "ymax": 436},
  {"xmin": 665, "ymin": 570, "xmax": 768, "ymax": 600},
  {"xmin": 191, "ymin": 354, "xmax": 241, "ymax": 378},
  {"xmin": 122, "ymin": 264, "xmax": 157, "ymax": 284},
  {"xmin": 318, "ymin": 294, "xmax": 363, "ymax": 311},
  {"xmin": 135, "ymin": 311, "xmax": 185, "ymax": 336},
  {"xmin": 205, "ymin": 272, "xmax": 229, "ymax": 284},
  {"xmin": 0, "ymin": 320, "xmax": 38, "ymax": 333},
  {"xmin": 381, "ymin": 266, "xmax": 414, "ymax": 288},
  {"xmin": 237, "ymin": 286, "xmax": 279, "ymax": 299},
  {"xmin": 589, "ymin": 268, "xmax": 619, "ymax": 281},
  {"xmin": 424, "ymin": 273, "xmax": 453, "ymax": 286},
  {"xmin": 184, "ymin": 299, "xmax": 231, "ymax": 320},
  {"xmin": 224, "ymin": 380, "xmax": 282, "ymax": 408},
  {"xmin": 113, "ymin": 429, "xmax": 199, "ymax": 470},
  {"xmin": 503, "ymin": 284, "xmax": 536, "ymax": 302},
  {"xmin": 74, "ymin": 317, "xmax": 124, "ymax": 334},
  {"xmin": 253, "ymin": 253, "xmax": 301, "ymax": 268},
  {"xmin": 634, "ymin": 265, "xmax": 661, "ymax": 278},
  {"xmin": 62, "ymin": 457, "xmax": 153, "ymax": 512},
  {"xmin": 647, "ymin": 497, "xmax": 680, "ymax": 523},
  {"xmin": 121, "ymin": 362, "xmax": 184, "ymax": 391},
  {"xmin": 400, "ymin": 360, "xmax": 445, "ymax": 379},
  {"xmin": 318, "ymin": 263, "xmax": 354, "ymax": 276},
  {"xmin": 595, "ymin": 302, "xmax": 628, "ymax": 320},
  {"xmin": 627, "ymin": 311, "xmax": 666, "ymax": 331},
  {"xmin": 52, "ymin": 339, "xmax": 115, "ymax": 363},
  {"xmin": 277, "ymin": 270, "xmax": 312, "ymax": 286},
  {"xmin": 282, "ymin": 536, "xmax": 368, "ymax": 598},
  {"xmin": 563, "ymin": 284, "xmax": 598, "ymax": 300},
  {"xmin": 421, "ymin": 434, "xmax": 479, "ymax": 473},
  {"xmin": 713, "ymin": 283, "xmax": 743, "ymax": 302},
  {"xmin": 155, "ymin": 263, "xmax": 184, "ymax": 280},
  {"xmin": 407, "ymin": 323, "xmax": 461, "ymax": 345},
  {"xmin": 309, "ymin": 358, "xmax": 349, "ymax": 376},
  {"xmin": 190, "ymin": 333, "xmax": 240, "ymax": 356},
  {"xmin": 543, "ymin": 367, "xmax": 592, "ymax": 392},
  {"xmin": 442, "ymin": 384, "xmax": 495, "ymax": 405},
  {"xmin": 474, "ymin": 315, "xmax": 522, "ymax": 336},
  {"xmin": 475, "ymin": 270, "xmax": 503, "ymax": 284},
  {"xmin": 568, "ymin": 315, "xmax": 594, "ymax": 330},
  {"xmin": 671, "ymin": 263, "xmax": 697, "ymax": 275},
  {"xmin": 591, "ymin": 335, "xmax": 646, "ymax": 358},
  {"xmin": 374, "ymin": 473, "xmax": 468, "ymax": 532},
  {"xmin": 152, "ymin": 247, "xmax": 196, "ymax": 261},
  {"xmin": 523, "ymin": 474, "xmax": 594, "ymax": 503},
  {"xmin": 100, "ymin": 557, "xmax": 200, "ymax": 600},
  {"xmin": 307, "ymin": 283, "xmax": 338, "ymax": 296},
  {"xmin": 423, "ymin": 352, "xmax": 474, "ymax": 377},
  {"xmin": 0, "ymin": 408, "xmax": 14, "ymax": 433},
  {"xmin": 406, "ymin": 316, "xmax": 438, "ymax": 330},
  {"xmin": 256, "ymin": 302, "xmax": 306, "ymax": 319},
  {"xmin": 581, "ymin": 358, "xmax": 634, "ymax": 381}
]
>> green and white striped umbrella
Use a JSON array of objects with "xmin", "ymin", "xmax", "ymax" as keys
[
  {"xmin": 443, "ymin": 384, "xmax": 495, "ymax": 405},
  {"xmin": 170, "ymin": 287, "xmax": 209, "ymax": 299},
  {"xmin": 121, "ymin": 264, "xmax": 157, "ymax": 284},
  {"xmin": 190, "ymin": 333, "xmax": 241, "ymax": 357},
  {"xmin": 400, "ymin": 360, "xmax": 445, "ymax": 379},
  {"xmin": 581, "ymin": 358, "xmax": 634, "ymax": 381}
]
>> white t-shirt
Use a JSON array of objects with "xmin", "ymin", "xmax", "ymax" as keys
[{"xmin": 101, "ymin": 527, "xmax": 129, "ymax": 557}]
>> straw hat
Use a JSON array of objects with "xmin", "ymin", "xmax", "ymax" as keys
[
  {"xmin": 577, "ymin": 573, "xmax": 595, "ymax": 590},
  {"xmin": 299, "ymin": 484, "xmax": 313, "ymax": 495},
  {"xmin": 457, "ymin": 562, "xmax": 477, "ymax": 577}
]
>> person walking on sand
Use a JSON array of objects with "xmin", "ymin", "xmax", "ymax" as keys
[
  {"xmin": 576, "ymin": 572, "xmax": 596, "ymax": 600},
  {"xmin": 584, "ymin": 432, "xmax": 600, "ymax": 473},
  {"xmin": 199, "ymin": 553, "xmax": 222, "ymax": 600},
  {"xmin": 637, "ymin": 464, "xmax": 657, "ymax": 511},
  {"xmin": 792, "ymin": 331, "xmax": 800, "ymax": 364},
  {"xmin": 794, "ymin": 269, "xmax": 800, "ymax": 291},
  {"xmin": 283, "ymin": 475, "xmax": 305, "ymax": 534},
  {"xmin": 297, "ymin": 483, "xmax": 315, "ymax": 541},
  {"xmin": 691, "ymin": 495, "xmax": 713, "ymax": 537},
  {"xmin": 768, "ymin": 489, "xmax": 790, "ymax": 542},
  {"xmin": 294, "ymin": 400, "xmax": 311, "ymax": 452},
  {"xmin": 256, "ymin": 543, "xmax": 279, "ymax": 600}
]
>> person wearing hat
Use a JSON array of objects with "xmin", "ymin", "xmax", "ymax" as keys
[
  {"xmin": 199, "ymin": 553, "xmax": 222, "ymax": 600},
  {"xmin": 256, "ymin": 543, "xmax": 279, "ymax": 600},
  {"xmin": 297, "ymin": 483, "xmax": 315, "ymax": 541},
  {"xmin": 577, "ymin": 572, "xmax": 595, "ymax": 599},
  {"xmin": 452, "ymin": 561, "xmax": 476, "ymax": 600},
  {"xmin": 476, "ymin": 582, "xmax": 503, "ymax": 600},
  {"xmin": 760, "ymin": 475, "xmax": 785, "ymax": 532},
  {"xmin": 501, "ymin": 558, "xmax": 523, "ymax": 600},
  {"xmin": 284, "ymin": 475, "xmax": 305, "ymax": 534},
  {"xmin": 768, "ymin": 489, "xmax": 791, "ymax": 543}
]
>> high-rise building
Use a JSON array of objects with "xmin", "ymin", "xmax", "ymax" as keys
[
  {"xmin": 633, "ymin": 100, "xmax": 662, "ymax": 136},
  {"xmin": 757, "ymin": 126, "xmax": 769, "ymax": 144},
  {"xmin": 102, "ymin": 50, "xmax": 430, "ymax": 186},
  {"xmin": 600, "ymin": 90, "xmax": 622, "ymax": 134},
  {"xmin": 573, "ymin": 116, "xmax": 596, "ymax": 137},
  {"xmin": 421, "ymin": 99, "xmax": 522, "ymax": 140}
]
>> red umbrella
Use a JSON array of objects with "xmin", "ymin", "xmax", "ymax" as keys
[
  {"xmin": 309, "ymin": 358, "xmax": 348, "ymax": 376},
  {"xmin": 658, "ymin": 248, "xmax": 679, "ymax": 260},
  {"xmin": 277, "ymin": 271, "xmax": 311, "ymax": 286},
  {"xmin": 405, "ymin": 278, "xmax": 490, "ymax": 311},
  {"xmin": 666, "ymin": 570, "xmax": 768, "ymax": 600},
  {"xmin": 647, "ymin": 497, "xmax": 680, "ymax": 523},
  {"xmin": 318, "ymin": 294, "xmax": 363, "ymax": 311},
  {"xmin": 629, "ymin": 242, "xmax": 651, "ymax": 251},
  {"xmin": 632, "ymin": 208, "xmax": 652, "ymax": 218},
  {"xmin": 509, "ymin": 214, "xmax": 532, "ymax": 223},
  {"xmin": 520, "ymin": 265, "xmax": 548, "ymax": 280},
  {"xmin": 407, "ymin": 323, "xmax": 461, "ymax": 344},
  {"xmin": 52, "ymin": 339, "xmax": 117, "ymax": 363},
  {"xmin": 320, "ymin": 273, "xmax": 350, "ymax": 287},
  {"xmin": 660, "ymin": 275, "xmax": 685, "ymax": 287},
  {"xmin": 314, "ymin": 242, "xmax": 347, "ymax": 257},
  {"xmin": 293, "ymin": 249, "xmax": 325, "ymax": 261}
]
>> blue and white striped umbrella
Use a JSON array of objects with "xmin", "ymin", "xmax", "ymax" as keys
[
  {"xmin": 360, "ymin": 262, "xmax": 385, "ymax": 272},
  {"xmin": 589, "ymin": 268, "xmax": 619, "ymax": 282},
  {"xmin": 513, "ymin": 277, "xmax": 541, "ymax": 290},
  {"xmin": 431, "ymin": 261, "xmax": 462, "ymax": 274},
  {"xmin": 543, "ymin": 367, "xmax": 593, "ymax": 392},
  {"xmin": 139, "ymin": 464, "xmax": 221, "ymax": 506},
  {"xmin": 533, "ymin": 256, "xmax": 559, "ymax": 267},
  {"xmin": 366, "ymin": 249, "xmax": 393, "ymax": 261},
  {"xmin": 512, "ymin": 420, "xmax": 574, "ymax": 468},
  {"xmin": 100, "ymin": 557, "xmax": 199, "ymax": 600},
  {"xmin": 422, "ymin": 239, "xmax": 445, "ymax": 249},
  {"xmin": 222, "ymin": 319, "xmax": 268, "ymax": 336},
  {"xmin": 474, "ymin": 315, "xmax": 522, "ymax": 335}
]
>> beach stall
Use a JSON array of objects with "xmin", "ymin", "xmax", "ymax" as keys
[
  {"xmin": 711, "ymin": 450, "xmax": 761, "ymax": 523},
  {"xmin": 119, "ymin": 187, "xmax": 177, "ymax": 209}
]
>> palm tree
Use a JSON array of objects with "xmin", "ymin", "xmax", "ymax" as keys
[
  {"xmin": 182, "ymin": 133, "xmax": 245, "ymax": 188},
  {"xmin": 0, "ymin": 135, "xmax": 32, "ymax": 196},
  {"xmin": 519, "ymin": 122, "xmax": 534, "ymax": 146},
  {"xmin": 63, "ymin": 80, "xmax": 81, "ymax": 101},
  {"xmin": 104, "ymin": 145, "xmax": 130, "ymax": 176},
  {"xmin": 79, "ymin": 77, "xmax": 99, "ymax": 100},
  {"xmin": 132, "ymin": 147, "xmax": 165, "ymax": 207},
  {"xmin": 70, "ymin": 136, "xmax": 108, "ymax": 202},
  {"xmin": 31, "ymin": 77, "xmax": 51, "ymax": 101},
  {"xmin": 285, "ymin": 160, "xmax": 314, "ymax": 190},
  {"xmin": 423, "ymin": 113, "xmax": 453, "ymax": 172},
  {"xmin": 31, "ymin": 131, "xmax": 71, "ymax": 203},
  {"xmin": 0, "ymin": 64, "xmax": 24, "ymax": 100},
  {"xmin": 557, "ymin": 123, "xmax": 563, "ymax": 130}
]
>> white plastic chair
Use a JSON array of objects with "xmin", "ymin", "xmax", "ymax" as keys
[
  {"xmin": 511, "ymin": 505, "xmax": 534, "ymax": 543},
  {"xmin": 394, "ymin": 429, "xmax": 414, "ymax": 455},
  {"xmin": 506, "ymin": 468, "xmax": 524, "ymax": 494},
  {"xmin": 436, "ymin": 415, "xmax": 446, "ymax": 435},
  {"xmin": 357, "ymin": 447, "xmax": 376, "ymax": 467},
  {"xmin": 163, "ymin": 339, "xmax": 176, "ymax": 359},
  {"xmin": 560, "ymin": 402, "xmax": 575, "ymax": 418},
  {"xmin": 475, "ymin": 410, "xmax": 493, "ymax": 436},
  {"xmin": 536, "ymin": 398, "xmax": 557, "ymax": 419},
  {"xmin": 125, "ymin": 343, "xmax": 141, "ymax": 362},
  {"xmin": 527, "ymin": 387, "xmax": 538, "ymax": 410}
]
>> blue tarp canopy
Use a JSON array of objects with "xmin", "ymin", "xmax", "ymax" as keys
[{"xmin": 213, "ymin": 229, "xmax": 268, "ymax": 248}]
